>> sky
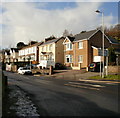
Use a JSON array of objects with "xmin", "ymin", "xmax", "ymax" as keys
[{"xmin": 0, "ymin": 0, "xmax": 119, "ymax": 48}]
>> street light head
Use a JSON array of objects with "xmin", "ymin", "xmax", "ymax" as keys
[{"xmin": 95, "ymin": 10, "xmax": 101, "ymax": 13}]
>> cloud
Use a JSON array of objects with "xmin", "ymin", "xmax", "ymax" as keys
[
  {"xmin": 1, "ymin": 0, "xmax": 119, "ymax": 2},
  {"xmin": 1, "ymin": 2, "xmax": 117, "ymax": 48}
]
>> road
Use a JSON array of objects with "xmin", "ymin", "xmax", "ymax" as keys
[{"xmin": 4, "ymin": 71, "xmax": 120, "ymax": 117}]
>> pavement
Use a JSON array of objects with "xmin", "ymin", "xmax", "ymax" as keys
[
  {"xmin": 33, "ymin": 69, "xmax": 120, "ymax": 85},
  {"xmin": 47, "ymin": 69, "xmax": 99, "ymax": 80}
]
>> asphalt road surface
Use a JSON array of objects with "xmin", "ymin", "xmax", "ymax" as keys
[{"xmin": 4, "ymin": 71, "xmax": 120, "ymax": 117}]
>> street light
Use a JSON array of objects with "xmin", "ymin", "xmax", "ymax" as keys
[{"xmin": 96, "ymin": 10, "xmax": 105, "ymax": 78}]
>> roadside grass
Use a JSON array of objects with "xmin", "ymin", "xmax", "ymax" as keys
[{"xmin": 89, "ymin": 74, "xmax": 120, "ymax": 80}]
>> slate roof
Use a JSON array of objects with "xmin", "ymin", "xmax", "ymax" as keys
[
  {"xmin": 74, "ymin": 29, "xmax": 97, "ymax": 41},
  {"xmin": 21, "ymin": 42, "xmax": 43, "ymax": 50},
  {"xmin": 11, "ymin": 48, "xmax": 19, "ymax": 52},
  {"xmin": 41, "ymin": 37, "xmax": 64, "ymax": 46},
  {"xmin": 107, "ymin": 36, "xmax": 120, "ymax": 44}
]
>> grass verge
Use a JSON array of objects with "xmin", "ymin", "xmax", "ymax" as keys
[{"xmin": 89, "ymin": 74, "xmax": 120, "ymax": 80}]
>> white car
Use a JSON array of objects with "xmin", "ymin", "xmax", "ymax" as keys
[
  {"xmin": 37, "ymin": 60, "xmax": 55, "ymax": 69},
  {"xmin": 18, "ymin": 67, "xmax": 32, "ymax": 75}
]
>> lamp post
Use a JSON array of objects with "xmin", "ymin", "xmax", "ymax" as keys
[{"xmin": 96, "ymin": 10, "xmax": 105, "ymax": 78}]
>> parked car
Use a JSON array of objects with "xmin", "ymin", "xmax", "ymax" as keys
[
  {"xmin": 88, "ymin": 62, "xmax": 103, "ymax": 72},
  {"xmin": 25, "ymin": 64, "xmax": 38, "ymax": 69},
  {"xmin": 37, "ymin": 60, "xmax": 55, "ymax": 69},
  {"xmin": 55, "ymin": 63, "xmax": 66, "ymax": 70},
  {"xmin": 18, "ymin": 67, "xmax": 32, "ymax": 75}
]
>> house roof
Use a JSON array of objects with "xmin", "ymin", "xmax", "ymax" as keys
[
  {"xmin": 10, "ymin": 48, "xmax": 19, "ymax": 52},
  {"xmin": 107, "ymin": 36, "xmax": 120, "ymax": 44},
  {"xmin": 5, "ymin": 50, "xmax": 10, "ymax": 55},
  {"xmin": 20, "ymin": 42, "xmax": 43, "ymax": 50},
  {"xmin": 74, "ymin": 29, "xmax": 97, "ymax": 41},
  {"xmin": 40, "ymin": 37, "xmax": 64, "ymax": 46}
]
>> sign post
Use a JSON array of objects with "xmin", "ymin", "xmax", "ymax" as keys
[{"xmin": 98, "ymin": 49, "xmax": 108, "ymax": 77}]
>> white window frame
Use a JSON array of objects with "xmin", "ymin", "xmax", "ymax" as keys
[
  {"xmin": 49, "ymin": 44, "xmax": 53, "ymax": 51},
  {"xmin": 78, "ymin": 55, "xmax": 83, "ymax": 63},
  {"xmin": 42, "ymin": 46, "xmax": 45, "ymax": 52},
  {"xmin": 46, "ymin": 45, "xmax": 48, "ymax": 52},
  {"xmin": 65, "ymin": 55, "xmax": 72, "ymax": 63},
  {"xmin": 78, "ymin": 41, "xmax": 83, "ymax": 49},
  {"xmin": 66, "ymin": 43, "xmax": 73, "ymax": 51}
]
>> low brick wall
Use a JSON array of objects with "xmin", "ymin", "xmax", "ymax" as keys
[
  {"xmin": 108, "ymin": 66, "xmax": 120, "ymax": 73},
  {"xmin": 32, "ymin": 66, "xmax": 53, "ymax": 75}
]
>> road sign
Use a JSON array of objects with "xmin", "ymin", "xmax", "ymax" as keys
[{"xmin": 98, "ymin": 49, "xmax": 108, "ymax": 56}]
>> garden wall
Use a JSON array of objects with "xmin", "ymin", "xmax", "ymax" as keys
[{"xmin": 108, "ymin": 66, "xmax": 120, "ymax": 74}]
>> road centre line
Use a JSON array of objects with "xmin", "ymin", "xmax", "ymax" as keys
[{"xmin": 68, "ymin": 82, "xmax": 105, "ymax": 88}]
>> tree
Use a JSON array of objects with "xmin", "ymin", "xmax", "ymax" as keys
[
  {"xmin": 16, "ymin": 42, "xmax": 26, "ymax": 49},
  {"xmin": 63, "ymin": 29, "xmax": 70, "ymax": 37},
  {"xmin": 45, "ymin": 35, "xmax": 56, "ymax": 42},
  {"xmin": 105, "ymin": 24, "xmax": 120, "ymax": 42}
]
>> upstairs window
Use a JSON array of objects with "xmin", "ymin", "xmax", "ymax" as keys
[
  {"xmin": 49, "ymin": 44, "xmax": 53, "ymax": 51},
  {"xmin": 66, "ymin": 43, "xmax": 73, "ymax": 50},
  {"xmin": 42, "ymin": 46, "xmax": 45, "ymax": 52},
  {"xmin": 78, "ymin": 41, "xmax": 83, "ymax": 49}
]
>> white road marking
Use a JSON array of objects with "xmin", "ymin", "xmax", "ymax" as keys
[
  {"xmin": 68, "ymin": 82, "xmax": 105, "ymax": 88},
  {"xmin": 64, "ymin": 84, "xmax": 100, "ymax": 91},
  {"xmin": 79, "ymin": 79, "xmax": 120, "ymax": 84}
]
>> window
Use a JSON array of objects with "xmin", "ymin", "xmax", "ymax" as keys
[
  {"xmin": 46, "ymin": 46, "xmax": 47, "ymax": 51},
  {"xmin": 66, "ymin": 55, "xmax": 72, "ymax": 63},
  {"xmin": 66, "ymin": 43, "xmax": 72, "ymax": 50},
  {"xmin": 33, "ymin": 47, "xmax": 35, "ymax": 53},
  {"xmin": 78, "ymin": 41, "xmax": 83, "ymax": 49},
  {"xmin": 42, "ymin": 46, "xmax": 44, "ymax": 52},
  {"xmin": 40, "ymin": 55, "xmax": 44, "ymax": 60},
  {"xmin": 49, "ymin": 44, "xmax": 53, "ymax": 51},
  {"xmin": 49, "ymin": 54, "xmax": 54, "ymax": 60},
  {"xmin": 78, "ymin": 55, "xmax": 83, "ymax": 63}
]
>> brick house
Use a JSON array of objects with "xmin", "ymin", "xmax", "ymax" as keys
[
  {"xmin": 63, "ymin": 29, "xmax": 112, "ymax": 69},
  {"xmin": 38, "ymin": 37, "xmax": 64, "ymax": 67}
]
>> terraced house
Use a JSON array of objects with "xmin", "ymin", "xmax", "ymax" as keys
[
  {"xmin": 18, "ymin": 41, "xmax": 43, "ymax": 64},
  {"xmin": 63, "ymin": 29, "xmax": 113, "ymax": 69}
]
